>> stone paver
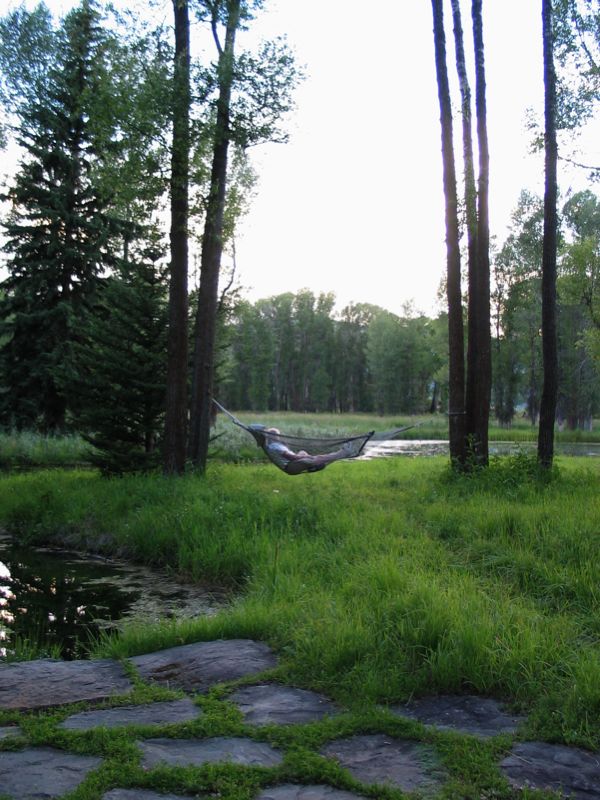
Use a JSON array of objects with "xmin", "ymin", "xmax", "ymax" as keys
[
  {"xmin": 0, "ymin": 725, "xmax": 22, "ymax": 739},
  {"xmin": 103, "ymin": 791, "xmax": 194, "ymax": 800},
  {"xmin": 257, "ymin": 786, "xmax": 366, "ymax": 799},
  {"xmin": 500, "ymin": 741, "xmax": 600, "ymax": 799},
  {"xmin": 139, "ymin": 736, "xmax": 283, "ymax": 769},
  {"xmin": 0, "ymin": 658, "xmax": 132, "ymax": 711},
  {"xmin": 392, "ymin": 694, "xmax": 525, "ymax": 738},
  {"xmin": 129, "ymin": 639, "xmax": 277, "ymax": 692},
  {"xmin": 60, "ymin": 698, "xmax": 201, "ymax": 731},
  {"xmin": 230, "ymin": 684, "xmax": 338, "ymax": 726},
  {"xmin": 0, "ymin": 746, "xmax": 102, "ymax": 799},
  {"xmin": 321, "ymin": 734, "xmax": 443, "ymax": 793}
]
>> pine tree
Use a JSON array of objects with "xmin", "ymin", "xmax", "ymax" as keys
[
  {"xmin": 70, "ymin": 240, "xmax": 168, "ymax": 475},
  {"xmin": 0, "ymin": 1, "xmax": 121, "ymax": 431}
]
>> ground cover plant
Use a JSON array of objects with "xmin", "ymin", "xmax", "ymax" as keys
[{"xmin": 0, "ymin": 455, "xmax": 598, "ymax": 797}]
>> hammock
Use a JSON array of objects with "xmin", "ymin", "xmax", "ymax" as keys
[{"xmin": 213, "ymin": 400, "xmax": 420, "ymax": 475}]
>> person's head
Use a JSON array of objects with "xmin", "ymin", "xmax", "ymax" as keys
[{"xmin": 265, "ymin": 427, "xmax": 280, "ymax": 434}]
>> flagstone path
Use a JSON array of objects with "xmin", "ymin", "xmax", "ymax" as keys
[{"xmin": 1, "ymin": 638, "xmax": 599, "ymax": 799}]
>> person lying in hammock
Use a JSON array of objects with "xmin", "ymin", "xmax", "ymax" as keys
[{"xmin": 263, "ymin": 427, "xmax": 355, "ymax": 475}]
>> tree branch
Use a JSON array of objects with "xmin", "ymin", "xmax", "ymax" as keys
[
  {"xmin": 210, "ymin": 11, "xmax": 223, "ymax": 57},
  {"xmin": 559, "ymin": 154, "xmax": 600, "ymax": 170}
]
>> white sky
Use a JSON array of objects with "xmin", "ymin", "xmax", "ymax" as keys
[{"xmin": 3, "ymin": 0, "xmax": 599, "ymax": 316}]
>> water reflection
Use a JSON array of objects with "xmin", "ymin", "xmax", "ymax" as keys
[{"xmin": 0, "ymin": 536, "xmax": 227, "ymax": 660}]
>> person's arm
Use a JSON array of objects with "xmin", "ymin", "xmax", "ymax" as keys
[
  {"xmin": 267, "ymin": 440, "xmax": 304, "ymax": 461},
  {"xmin": 281, "ymin": 446, "xmax": 306, "ymax": 461}
]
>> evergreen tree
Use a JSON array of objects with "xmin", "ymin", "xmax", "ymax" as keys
[
  {"xmin": 0, "ymin": 1, "xmax": 122, "ymax": 431},
  {"xmin": 70, "ymin": 240, "xmax": 168, "ymax": 474}
]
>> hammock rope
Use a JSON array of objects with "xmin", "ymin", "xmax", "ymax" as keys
[{"xmin": 212, "ymin": 399, "xmax": 423, "ymax": 475}]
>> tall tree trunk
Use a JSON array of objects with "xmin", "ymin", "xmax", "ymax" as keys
[
  {"xmin": 538, "ymin": 0, "xmax": 559, "ymax": 467},
  {"xmin": 450, "ymin": 0, "xmax": 479, "ymax": 460},
  {"xmin": 470, "ymin": 0, "xmax": 492, "ymax": 465},
  {"xmin": 431, "ymin": 0, "xmax": 466, "ymax": 466},
  {"xmin": 189, "ymin": 0, "xmax": 241, "ymax": 470},
  {"xmin": 163, "ymin": 0, "xmax": 190, "ymax": 475}
]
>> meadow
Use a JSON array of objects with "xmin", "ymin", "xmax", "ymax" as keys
[
  {"xmin": 0, "ymin": 426, "xmax": 599, "ymax": 798},
  {"xmin": 0, "ymin": 455, "xmax": 598, "ymax": 739}
]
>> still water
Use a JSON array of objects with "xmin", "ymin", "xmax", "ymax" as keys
[
  {"xmin": 362, "ymin": 439, "xmax": 600, "ymax": 459},
  {"xmin": 0, "ymin": 534, "xmax": 227, "ymax": 660}
]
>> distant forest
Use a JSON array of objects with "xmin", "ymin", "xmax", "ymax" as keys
[{"xmin": 219, "ymin": 195, "xmax": 600, "ymax": 432}]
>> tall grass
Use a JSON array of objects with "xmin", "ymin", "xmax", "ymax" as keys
[
  {"xmin": 0, "ymin": 431, "xmax": 92, "ymax": 469},
  {"xmin": 0, "ymin": 456, "xmax": 599, "ymax": 748}
]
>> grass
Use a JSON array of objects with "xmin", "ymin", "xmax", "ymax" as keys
[
  {"xmin": 0, "ymin": 454, "xmax": 599, "ymax": 797},
  {"xmin": 0, "ymin": 431, "xmax": 92, "ymax": 470}
]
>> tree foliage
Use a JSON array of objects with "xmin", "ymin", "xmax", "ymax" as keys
[
  {"xmin": 70, "ymin": 241, "xmax": 168, "ymax": 474},
  {"xmin": 0, "ymin": 1, "xmax": 124, "ymax": 431}
]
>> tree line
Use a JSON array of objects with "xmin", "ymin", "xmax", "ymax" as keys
[
  {"xmin": 219, "ymin": 182, "xmax": 600, "ymax": 425},
  {"xmin": 0, "ymin": 0, "xmax": 598, "ymax": 475}
]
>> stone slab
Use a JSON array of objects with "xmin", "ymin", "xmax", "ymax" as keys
[
  {"xmin": 230, "ymin": 684, "xmax": 338, "ymax": 726},
  {"xmin": 500, "ymin": 741, "xmax": 600, "ymax": 799},
  {"xmin": 393, "ymin": 694, "xmax": 525, "ymax": 738},
  {"xmin": 257, "ymin": 786, "xmax": 366, "ymax": 799},
  {"xmin": 0, "ymin": 725, "xmax": 22, "ymax": 739},
  {"xmin": 321, "ymin": 734, "xmax": 443, "ymax": 792},
  {"xmin": 129, "ymin": 639, "xmax": 277, "ymax": 693},
  {"xmin": 0, "ymin": 746, "xmax": 102, "ymax": 798},
  {"xmin": 139, "ymin": 736, "xmax": 283, "ymax": 769},
  {"xmin": 60, "ymin": 698, "xmax": 201, "ymax": 731},
  {"xmin": 103, "ymin": 791, "xmax": 193, "ymax": 800},
  {"xmin": 0, "ymin": 657, "xmax": 132, "ymax": 711}
]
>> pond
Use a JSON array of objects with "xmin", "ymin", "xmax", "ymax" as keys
[
  {"xmin": 0, "ymin": 534, "xmax": 228, "ymax": 660},
  {"xmin": 362, "ymin": 439, "xmax": 600, "ymax": 459}
]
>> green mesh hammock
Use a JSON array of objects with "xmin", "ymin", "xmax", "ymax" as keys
[{"xmin": 213, "ymin": 400, "xmax": 418, "ymax": 475}]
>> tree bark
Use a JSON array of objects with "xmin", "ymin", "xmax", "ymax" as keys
[
  {"xmin": 538, "ymin": 0, "xmax": 559, "ymax": 468},
  {"xmin": 431, "ymin": 0, "xmax": 466, "ymax": 466},
  {"xmin": 470, "ymin": 0, "xmax": 492, "ymax": 465},
  {"xmin": 450, "ymin": 0, "xmax": 479, "ymax": 461},
  {"xmin": 189, "ymin": 0, "xmax": 241, "ymax": 470},
  {"xmin": 163, "ymin": 0, "xmax": 190, "ymax": 475}
]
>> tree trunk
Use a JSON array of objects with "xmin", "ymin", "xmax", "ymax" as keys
[
  {"xmin": 450, "ymin": 0, "xmax": 479, "ymax": 462},
  {"xmin": 431, "ymin": 0, "xmax": 466, "ymax": 465},
  {"xmin": 163, "ymin": 0, "xmax": 190, "ymax": 475},
  {"xmin": 538, "ymin": 0, "xmax": 559, "ymax": 468},
  {"xmin": 189, "ymin": 0, "xmax": 241, "ymax": 470},
  {"xmin": 469, "ymin": 0, "xmax": 492, "ymax": 465}
]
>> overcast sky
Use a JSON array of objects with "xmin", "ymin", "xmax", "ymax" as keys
[{"xmin": 4, "ymin": 0, "xmax": 599, "ymax": 315}]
